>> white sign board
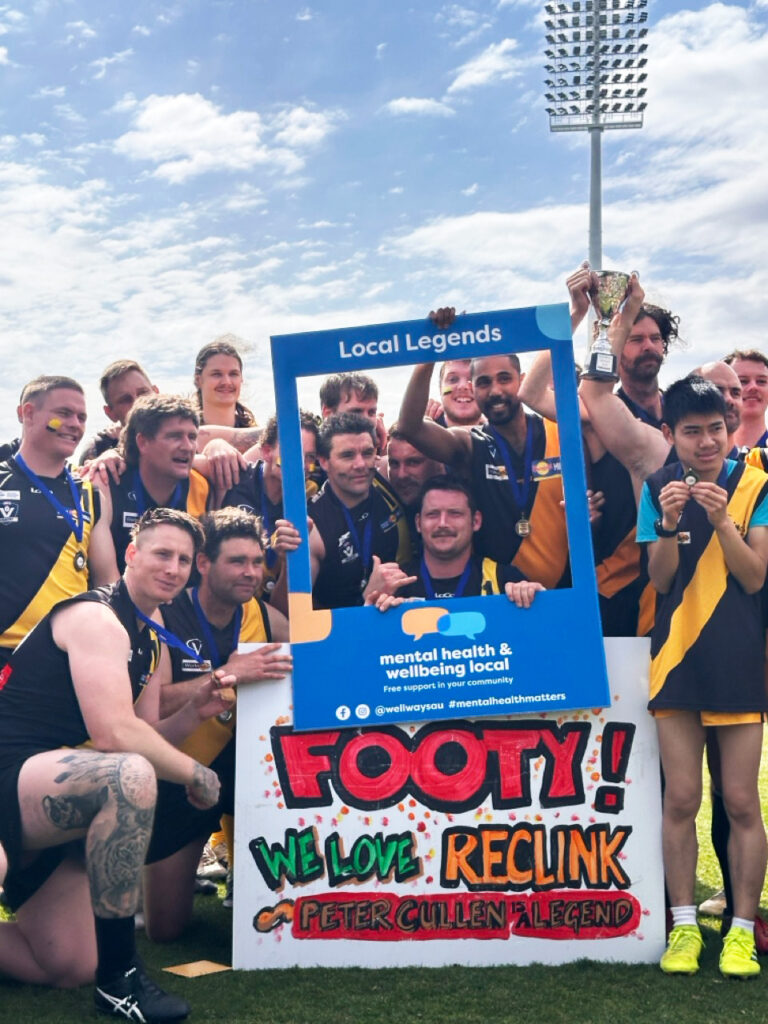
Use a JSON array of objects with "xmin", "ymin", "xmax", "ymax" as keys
[{"xmin": 233, "ymin": 638, "xmax": 664, "ymax": 968}]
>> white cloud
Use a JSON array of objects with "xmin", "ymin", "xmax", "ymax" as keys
[
  {"xmin": 114, "ymin": 94, "xmax": 339, "ymax": 184},
  {"xmin": 376, "ymin": 42, "xmax": 387, "ymax": 60},
  {"xmin": 272, "ymin": 105, "xmax": 341, "ymax": 148},
  {"xmin": 33, "ymin": 85, "xmax": 66, "ymax": 98},
  {"xmin": 461, "ymin": 183, "xmax": 478, "ymax": 196},
  {"xmin": 132, "ymin": 25, "xmax": 151, "ymax": 36},
  {"xmin": 389, "ymin": 186, "xmax": 404, "ymax": 195},
  {"xmin": 65, "ymin": 20, "xmax": 96, "ymax": 47},
  {"xmin": 296, "ymin": 7, "xmax": 313, "ymax": 21},
  {"xmin": 0, "ymin": 45, "xmax": 7, "ymax": 64},
  {"xmin": 384, "ymin": 96, "xmax": 455, "ymax": 117},
  {"xmin": 446, "ymin": 37, "xmax": 524, "ymax": 93},
  {"xmin": 90, "ymin": 48, "xmax": 133, "ymax": 80},
  {"xmin": 53, "ymin": 103, "xmax": 85, "ymax": 125}
]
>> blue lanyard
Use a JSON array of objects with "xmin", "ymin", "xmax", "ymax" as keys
[
  {"xmin": 15, "ymin": 453, "xmax": 85, "ymax": 542},
  {"xmin": 420, "ymin": 556, "xmax": 472, "ymax": 600},
  {"xmin": 488, "ymin": 420, "xmax": 534, "ymax": 512},
  {"xmin": 133, "ymin": 605, "xmax": 206, "ymax": 665},
  {"xmin": 331, "ymin": 490, "xmax": 373, "ymax": 575},
  {"xmin": 191, "ymin": 587, "xmax": 242, "ymax": 669},
  {"xmin": 258, "ymin": 464, "xmax": 278, "ymax": 569},
  {"xmin": 133, "ymin": 471, "xmax": 182, "ymax": 515}
]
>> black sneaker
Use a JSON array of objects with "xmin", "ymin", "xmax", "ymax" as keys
[{"xmin": 95, "ymin": 959, "xmax": 190, "ymax": 1023}]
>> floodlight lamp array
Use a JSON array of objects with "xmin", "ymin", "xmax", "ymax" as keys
[{"xmin": 543, "ymin": 0, "xmax": 648, "ymax": 131}]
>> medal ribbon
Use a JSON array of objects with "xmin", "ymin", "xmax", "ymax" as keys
[
  {"xmin": 488, "ymin": 420, "xmax": 535, "ymax": 515},
  {"xmin": 329, "ymin": 489, "xmax": 373, "ymax": 576},
  {"xmin": 15, "ymin": 453, "xmax": 85, "ymax": 542},
  {"xmin": 133, "ymin": 470, "xmax": 182, "ymax": 515},
  {"xmin": 133, "ymin": 605, "xmax": 207, "ymax": 665},
  {"xmin": 420, "ymin": 556, "xmax": 472, "ymax": 600},
  {"xmin": 191, "ymin": 587, "xmax": 242, "ymax": 669}
]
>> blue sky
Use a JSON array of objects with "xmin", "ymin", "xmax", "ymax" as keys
[{"xmin": 0, "ymin": 0, "xmax": 766, "ymax": 437}]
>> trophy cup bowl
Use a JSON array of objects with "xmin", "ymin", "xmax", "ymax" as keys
[{"xmin": 581, "ymin": 270, "xmax": 629, "ymax": 382}]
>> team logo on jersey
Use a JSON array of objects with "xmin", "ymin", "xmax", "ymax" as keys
[
  {"xmin": 380, "ymin": 507, "xmax": 403, "ymax": 532},
  {"xmin": 237, "ymin": 503, "xmax": 256, "ymax": 514},
  {"xmin": 0, "ymin": 500, "xmax": 19, "ymax": 524},
  {"xmin": 182, "ymin": 637, "xmax": 211, "ymax": 673},
  {"xmin": 338, "ymin": 530, "xmax": 359, "ymax": 565},
  {"xmin": 531, "ymin": 457, "xmax": 562, "ymax": 480}
]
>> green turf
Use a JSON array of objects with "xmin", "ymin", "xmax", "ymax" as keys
[{"xmin": 2, "ymin": 762, "xmax": 768, "ymax": 1024}]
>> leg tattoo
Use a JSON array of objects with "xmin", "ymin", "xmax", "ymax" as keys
[{"xmin": 45, "ymin": 752, "xmax": 156, "ymax": 918}]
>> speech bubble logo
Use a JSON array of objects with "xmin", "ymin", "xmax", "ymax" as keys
[
  {"xmin": 437, "ymin": 611, "xmax": 487, "ymax": 641},
  {"xmin": 401, "ymin": 606, "xmax": 449, "ymax": 641}
]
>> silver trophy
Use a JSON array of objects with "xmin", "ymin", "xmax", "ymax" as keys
[{"xmin": 581, "ymin": 270, "xmax": 630, "ymax": 381}]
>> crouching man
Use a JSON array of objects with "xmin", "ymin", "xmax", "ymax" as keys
[{"xmin": 0, "ymin": 508, "xmax": 231, "ymax": 1022}]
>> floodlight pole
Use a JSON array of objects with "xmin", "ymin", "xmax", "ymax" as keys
[{"xmin": 544, "ymin": 0, "xmax": 650, "ymax": 274}]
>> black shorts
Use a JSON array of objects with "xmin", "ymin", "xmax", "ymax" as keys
[
  {"xmin": 145, "ymin": 739, "xmax": 235, "ymax": 865},
  {"xmin": 0, "ymin": 757, "xmax": 80, "ymax": 913}
]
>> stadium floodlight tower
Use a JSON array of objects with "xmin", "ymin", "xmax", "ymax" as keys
[{"xmin": 544, "ymin": 0, "xmax": 649, "ymax": 269}]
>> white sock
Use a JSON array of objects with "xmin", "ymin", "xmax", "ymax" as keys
[
  {"xmin": 731, "ymin": 916, "xmax": 754, "ymax": 934},
  {"xmin": 671, "ymin": 905, "xmax": 698, "ymax": 928}
]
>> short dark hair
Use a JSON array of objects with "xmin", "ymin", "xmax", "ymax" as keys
[
  {"xmin": 663, "ymin": 375, "xmax": 726, "ymax": 431},
  {"xmin": 317, "ymin": 412, "xmax": 376, "ymax": 458},
  {"xmin": 319, "ymin": 373, "xmax": 378, "ymax": 413},
  {"xmin": 99, "ymin": 360, "xmax": 151, "ymax": 403},
  {"xmin": 20, "ymin": 376, "xmax": 83, "ymax": 406},
  {"xmin": 469, "ymin": 353, "xmax": 521, "ymax": 380},
  {"xmin": 130, "ymin": 507, "xmax": 204, "ymax": 552},
  {"xmin": 260, "ymin": 409, "xmax": 320, "ymax": 450},
  {"xmin": 633, "ymin": 304, "xmax": 680, "ymax": 356},
  {"xmin": 120, "ymin": 394, "xmax": 199, "ymax": 467},
  {"xmin": 723, "ymin": 349, "xmax": 768, "ymax": 371},
  {"xmin": 416, "ymin": 473, "xmax": 477, "ymax": 515},
  {"xmin": 199, "ymin": 507, "xmax": 265, "ymax": 562}
]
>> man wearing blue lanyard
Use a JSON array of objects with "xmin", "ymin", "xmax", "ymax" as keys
[
  {"xmin": 0, "ymin": 508, "xmax": 227, "ymax": 1020},
  {"xmin": 0, "ymin": 376, "xmax": 119, "ymax": 664},
  {"xmin": 143, "ymin": 508, "xmax": 291, "ymax": 942},
  {"xmin": 397, "ymin": 475, "xmax": 543, "ymax": 607},
  {"xmin": 219, "ymin": 411, "xmax": 319, "ymax": 598},
  {"xmin": 399, "ymin": 324, "xmax": 568, "ymax": 590},
  {"xmin": 105, "ymin": 394, "xmax": 211, "ymax": 573},
  {"xmin": 305, "ymin": 413, "xmax": 412, "ymax": 610}
]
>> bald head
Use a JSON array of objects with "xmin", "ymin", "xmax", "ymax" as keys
[{"xmin": 692, "ymin": 361, "xmax": 742, "ymax": 438}]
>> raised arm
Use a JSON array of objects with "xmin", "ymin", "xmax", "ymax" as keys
[
  {"xmin": 398, "ymin": 363, "xmax": 470, "ymax": 469},
  {"xmin": 579, "ymin": 275, "xmax": 669, "ymax": 491}
]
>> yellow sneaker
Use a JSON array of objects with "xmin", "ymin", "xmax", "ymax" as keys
[
  {"xmin": 720, "ymin": 925, "xmax": 760, "ymax": 979},
  {"xmin": 660, "ymin": 924, "xmax": 703, "ymax": 975}
]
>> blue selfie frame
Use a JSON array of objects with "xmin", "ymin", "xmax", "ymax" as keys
[{"xmin": 271, "ymin": 304, "xmax": 610, "ymax": 730}]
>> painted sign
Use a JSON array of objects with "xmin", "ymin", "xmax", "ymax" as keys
[
  {"xmin": 271, "ymin": 305, "xmax": 610, "ymax": 730},
  {"xmin": 233, "ymin": 638, "xmax": 664, "ymax": 969}
]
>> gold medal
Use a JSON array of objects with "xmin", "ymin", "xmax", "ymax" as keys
[{"xmin": 515, "ymin": 517, "xmax": 531, "ymax": 537}]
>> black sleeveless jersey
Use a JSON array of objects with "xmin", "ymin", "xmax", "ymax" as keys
[
  {"xmin": 0, "ymin": 580, "xmax": 157, "ymax": 764},
  {"xmin": 0, "ymin": 457, "xmax": 99, "ymax": 654},
  {"xmin": 399, "ymin": 556, "xmax": 525, "ymax": 600},
  {"xmin": 109, "ymin": 468, "xmax": 209, "ymax": 573},
  {"xmin": 308, "ymin": 476, "xmax": 408, "ymax": 609}
]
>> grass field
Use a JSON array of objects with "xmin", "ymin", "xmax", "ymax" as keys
[{"xmin": 3, "ymin": 764, "xmax": 768, "ymax": 1024}]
